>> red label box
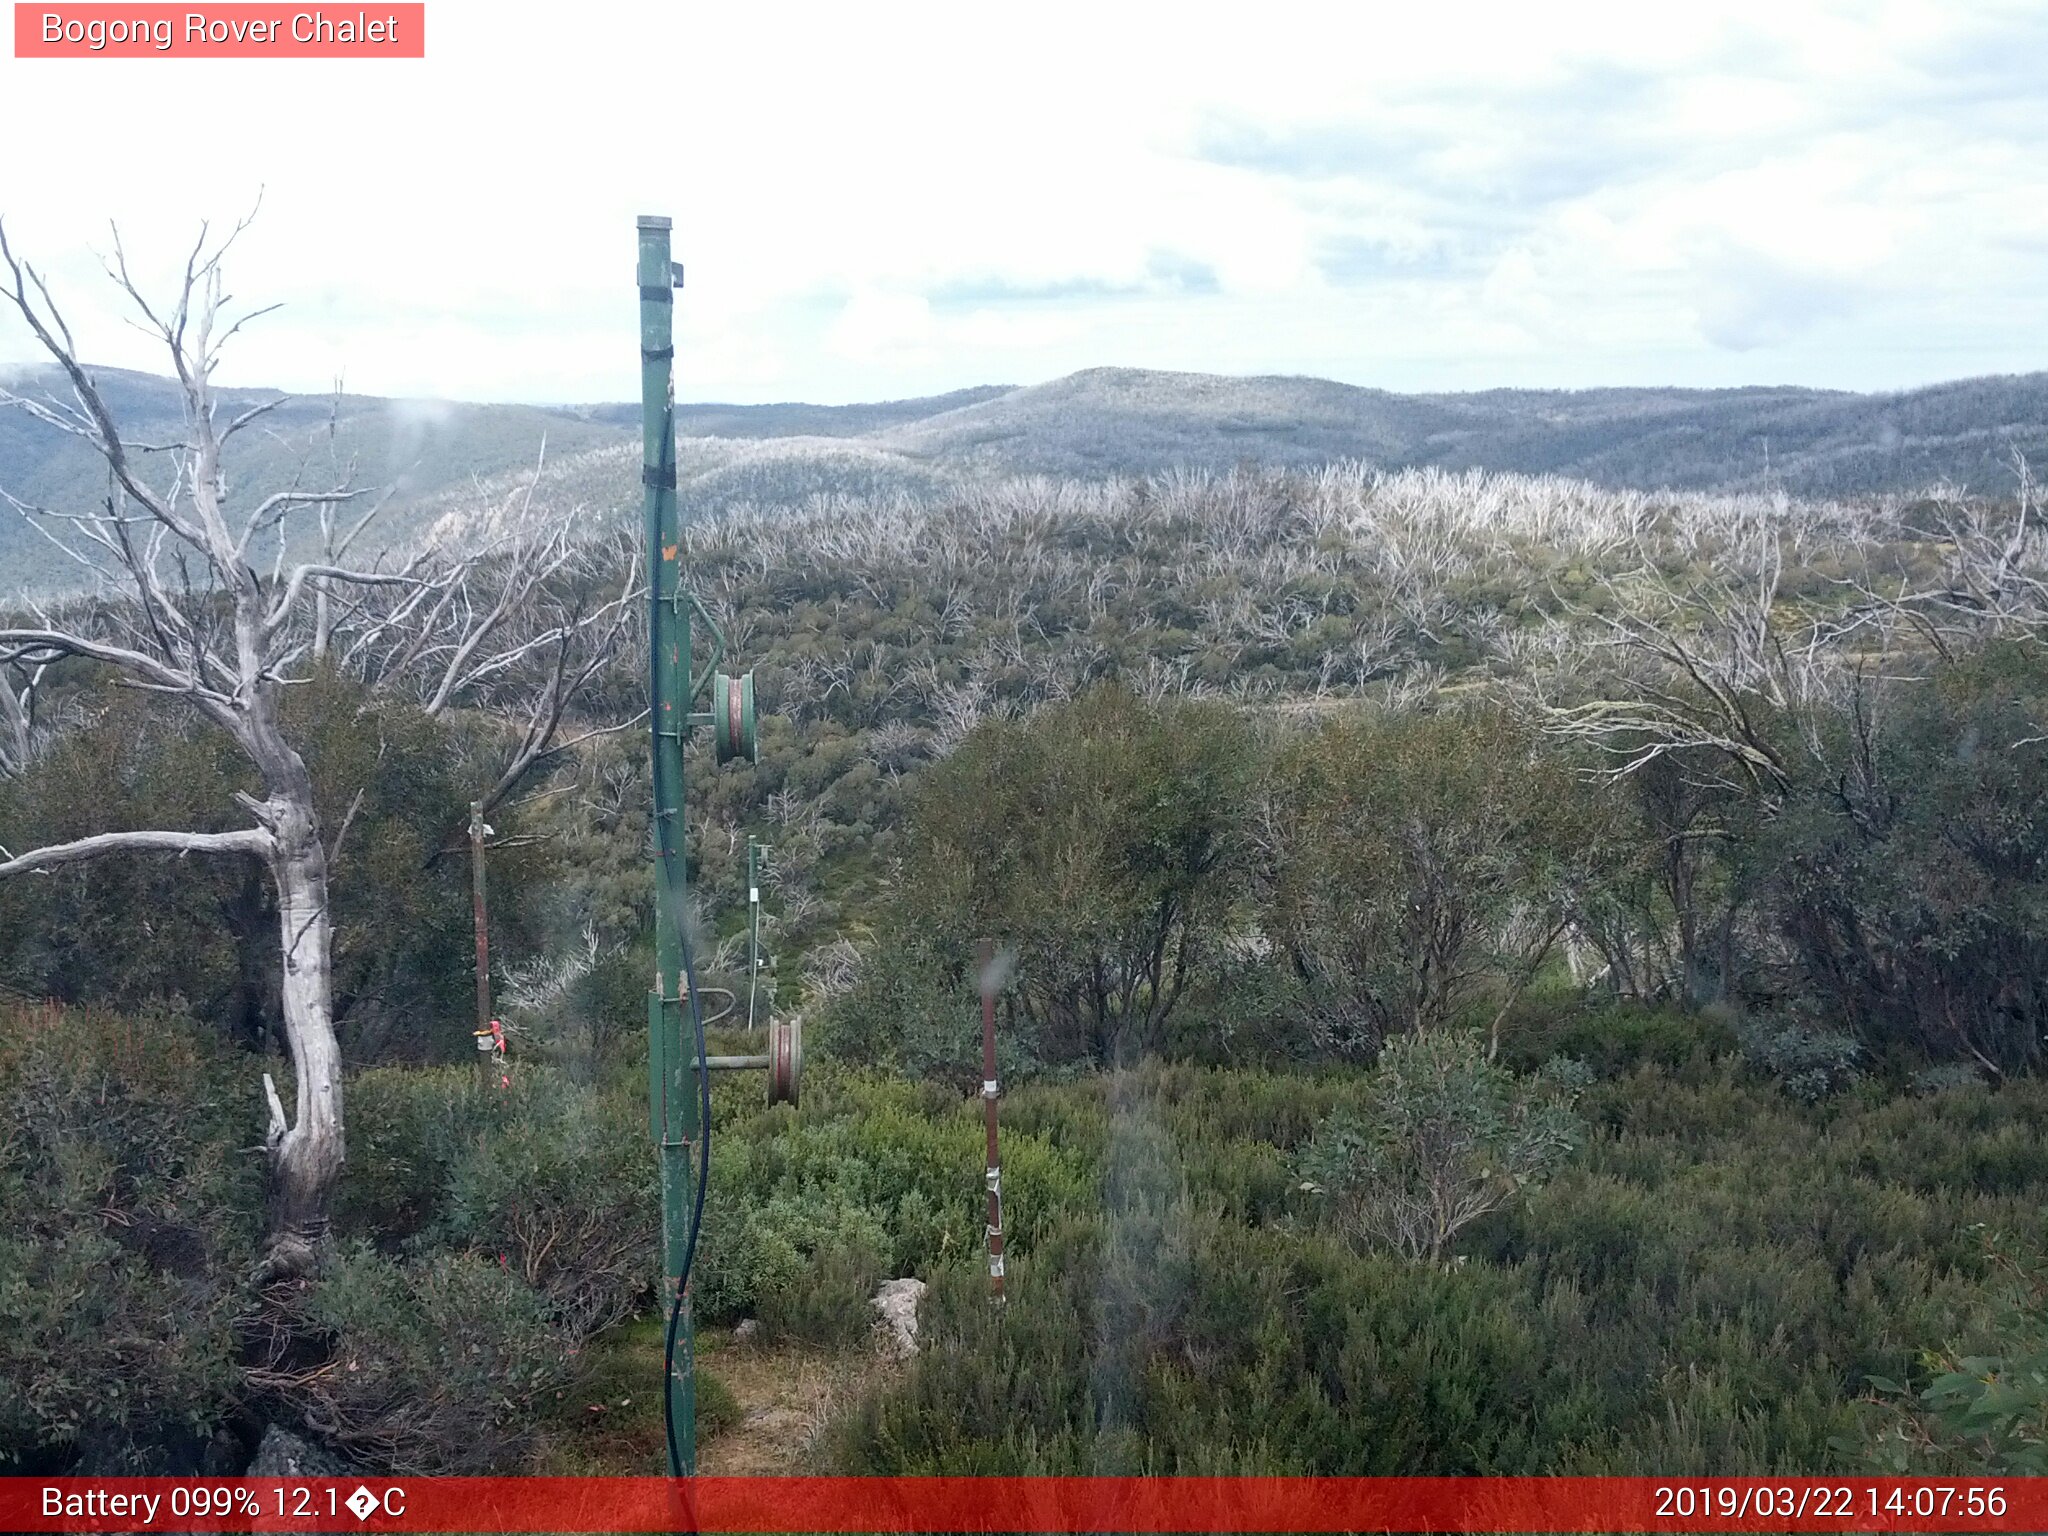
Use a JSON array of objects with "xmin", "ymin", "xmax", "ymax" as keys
[
  {"xmin": 0, "ymin": 1477, "xmax": 2039, "ymax": 1533},
  {"xmin": 13, "ymin": 3, "xmax": 425, "ymax": 56}
]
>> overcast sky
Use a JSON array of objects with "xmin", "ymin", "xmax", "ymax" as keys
[{"xmin": 2, "ymin": 0, "xmax": 2044, "ymax": 404}]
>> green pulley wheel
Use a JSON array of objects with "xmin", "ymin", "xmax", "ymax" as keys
[{"xmin": 712, "ymin": 670, "xmax": 758, "ymax": 764}]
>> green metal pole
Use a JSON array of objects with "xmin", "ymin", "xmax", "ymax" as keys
[{"xmin": 639, "ymin": 213, "xmax": 697, "ymax": 1477}]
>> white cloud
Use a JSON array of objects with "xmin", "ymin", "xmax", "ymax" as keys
[
  {"xmin": 824, "ymin": 290, "xmax": 937, "ymax": 365},
  {"xmin": 1688, "ymin": 241, "xmax": 1864, "ymax": 351}
]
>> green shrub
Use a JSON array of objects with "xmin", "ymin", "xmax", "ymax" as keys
[
  {"xmin": 1736, "ymin": 641, "xmax": 2048, "ymax": 1074},
  {"xmin": 0, "ymin": 1001, "xmax": 258, "ymax": 1470},
  {"xmin": 826, "ymin": 1059, "xmax": 2048, "ymax": 1476},
  {"xmin": 336, "ymin": 1064, "xmax": 657, "ymax": 1336},
  {"xmin": 819, "ymin": 943, "xmax": 1041, "ymax": 1093},
  {"xmin": 1738, "ymin": 1012, "xmax": 1863, "ymax": 1103},
  {"xmin": 333, "ymin": 1064, "xmax": 487, "ymax": 1244},
  {"xmin": 436, "ymin": 1070, "xmax": 656, "ymax": 1337},
  {"xmin": 1296, "ymin": 1030, "xmax": 1584, "ymax": 1262},
  {"xmin": 1261, "ymin": 705, "xmax": 1608, "ymax": 1051},
  {"xmin": 887, "ymin": 683, "xmax": 1256, "ymax": 1065},
  {"xmin": 696, "ymin": 1182, "xmax": 893, "ymax": 1326},
  {"xmin": 759, "ymin": 1240, "xmax": 889, "ymax": 1348},
  {"xmin": 692, "ymin": 1066, "xmax": 1094, "ymax": 1326},
  {"xmin": 267, "ymin": 1245, "xmax": 580, "ymax": 1474},
  {"xmin": 1859, "ymin": 1233, "xmax": 2048, "ymax": 1474},
  {"xmin": 1910, "ymin": 1063, "xmax": 1988, "ymax": 1097},
  {"xmin": 1502, "ymin": 997, "xmax": 1734, "ymax": 1079}
]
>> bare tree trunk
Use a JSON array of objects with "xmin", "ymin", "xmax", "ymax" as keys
[
  {"xmin": 261, "ymin": 816, "xmax": 344, "ymax": 1276},
  {"xmin": 0, "ymin": 665, "xmax": 34, "ymax": 774}
]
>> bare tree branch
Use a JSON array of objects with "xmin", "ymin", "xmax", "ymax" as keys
[
  {"xmin": 0, "ymin": 625, "xmax": 211, "ymax": 699},
  {"xmin": 0, "ymin": 825, "xmax": 271, "ymax": 875},
  {"xmin": 264, "ymin": 562, "xmax": 420, "ymax": 638}
]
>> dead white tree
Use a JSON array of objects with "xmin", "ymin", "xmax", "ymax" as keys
[
  {"xmin": 1535, "ymin": 520, "xmax": 1827, "ymax": 797},
  {"xmin": 0, "ymin": 651, "xmax": 43, "ymax": 775},
  {"xmin": 1879, "ymin": 457, "xmax": 2048, "ymax": 656},
  {"xmin": 1532, "ymin": 486, "xmax": 2048, "ymax": 794},
  {"xmin": 0, "ymin": 215, "xmax": 634, "ymax": 1279}
]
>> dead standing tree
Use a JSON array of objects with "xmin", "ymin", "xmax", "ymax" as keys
[
  {"xmin": 0, "ymin": 648, "xmax": 44, "ymax": 775},
  {"xmin": 0, "ymin": 216, "xmax": 636, "ymax": 1280}
]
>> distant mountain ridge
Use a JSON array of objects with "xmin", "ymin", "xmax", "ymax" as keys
[
  {"xmin": 862, "ymin": 367, "xmax": 2048, "ymax": 496},
  {"xmin": 3, "ymin": 363, "xmax": 2044, "ymax": 594},
  {"xmin": 556, "ymin": 384, "xmax": 1016, "ymax": 440}
]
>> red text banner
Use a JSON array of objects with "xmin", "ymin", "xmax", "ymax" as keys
[
  {"xmin": 14, "ymin": 4, "xmax": 424, "ymax": 57},
  {"xmin": 0, "ymin": 1476, "xmax": 2039, "ymax": 1533}
]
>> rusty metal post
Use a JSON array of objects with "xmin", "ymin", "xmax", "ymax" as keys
[
  {"xmin": 978, "ymin": 938, "xmax": 1006, "ymax": 1304},
  {"xmin": 469, "ymin": 799, "xmax": 492, "ymax": 1087}
]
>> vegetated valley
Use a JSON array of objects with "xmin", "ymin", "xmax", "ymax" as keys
[{"xmin": 5, "ymin": 376, "xmax": 2048, "ymax": 1478}]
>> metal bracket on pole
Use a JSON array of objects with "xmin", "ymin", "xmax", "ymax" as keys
[{"xmin": 687, "ymin": 590, "xmax": 727, "ymax": 703}]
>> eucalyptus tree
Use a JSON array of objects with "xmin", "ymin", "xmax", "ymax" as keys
[
  {"xmin": 1534, "ymin": 492, "xmax": 2048, "ymax": 1042},
  {"xmin": 0, "ymin": 216, "xmax": 635, "ymax": 1278}
]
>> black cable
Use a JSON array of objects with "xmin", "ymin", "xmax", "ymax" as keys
[
  {"xmin": 693, "ymin": 985, "xmax": 739, "ymax": 1030},
  {"xmin": 648, "ymin": 379, "xmax": 713, "ymax": 1481},
  {"xmin": 661, "ymin": 890, "xmax": 714, "ymax": 1480}
]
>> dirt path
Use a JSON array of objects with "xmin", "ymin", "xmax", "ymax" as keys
[
  {"xmin": 698, "ymin": 1335, "xmax": 879, "ymax": 1474},
  {"xmin": 545, "ymin": 1316, "xmax": 887, "ymax": 1475}
]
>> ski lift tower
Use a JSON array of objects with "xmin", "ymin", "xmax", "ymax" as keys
[{"xmin": 637, "ymin": 215, "xmax": 794, "ymax": 1478}]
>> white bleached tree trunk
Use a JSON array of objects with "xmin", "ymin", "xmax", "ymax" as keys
[{"xmin": 0, "ymin": 214, "xmax": 637, "ymax": 1279}]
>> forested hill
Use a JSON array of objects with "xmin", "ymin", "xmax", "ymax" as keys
[{"xmin": 4, "ymin": 362, "xmax": 2046, "ymax": 593}]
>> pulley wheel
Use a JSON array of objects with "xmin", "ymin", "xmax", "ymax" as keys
[
  {"xmin": 712, "ymin": 670, "xmax": 758, "ymax": 765},
  {"xmin": 766, "ymin": 1015, "xmax": 802, "ymax": 1107}
]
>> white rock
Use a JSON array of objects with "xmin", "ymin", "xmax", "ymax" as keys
[{"xmin": 871, "ymin": 1277, "xmax": 928, "ymax": 1359}]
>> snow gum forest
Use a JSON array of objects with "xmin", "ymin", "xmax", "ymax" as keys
[{"xmin": 4, "ymin": 226, "xmax": 2048, "ymax": 1479}]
